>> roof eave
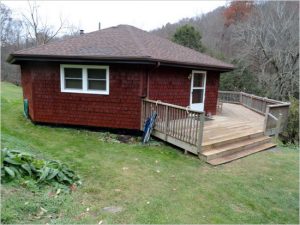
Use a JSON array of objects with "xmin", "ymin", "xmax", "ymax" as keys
[{"xmin": 8, "ymin": 54, "xmax": 235, "ymax": 72}]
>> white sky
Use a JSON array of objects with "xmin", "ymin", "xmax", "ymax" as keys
[{"xmin": 3, "ymin": 0, "xmax": 227, "ymax": 33}]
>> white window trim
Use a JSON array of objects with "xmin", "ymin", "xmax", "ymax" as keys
[
  {"xmin": 60, "ymin": 64, "xmax": 109, "ymax": 95},
  {"xmin": 189, "ymin": 70, "xmax": 207, "ymax": 107}
]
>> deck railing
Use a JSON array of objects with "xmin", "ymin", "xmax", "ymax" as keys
[
  {"xmin": 141, "ymin": 99, "xmax": 205, "ymax": 155},
  {"xmin": 218, "ymin": 91, "xmax": 290, "ymax": 137}
]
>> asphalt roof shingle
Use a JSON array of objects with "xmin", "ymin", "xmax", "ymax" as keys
[{"xmin": 10, "ymin": 25, "xmax": 234, "ymax": 70}]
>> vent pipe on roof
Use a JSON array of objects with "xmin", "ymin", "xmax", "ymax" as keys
[
  {"xmin": 98, "ymin": 22, "xmax": 101, "ymax": 30},
  {"xmin": 80, "ymin": 30, "xmax": 84, "ymax": 35}
]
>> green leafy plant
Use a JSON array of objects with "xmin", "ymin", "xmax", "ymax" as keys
[{"xmin": 1, "ymin": 149, "xmax": 81, "ymax": 187}]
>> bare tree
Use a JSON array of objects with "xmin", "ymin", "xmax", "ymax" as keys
[
  {"xmin": 1, "ymin": 3, "xmax": 24, "ymax": 84},
  {"xmin": 1, "ymin": 3, "xmax": 23, "ymax": 47},
  {"xmin": 22, "ymin": 0, "xmax": 65, "ymax": 46},
  {"xmin": 1, "ymin": 2, "xmax": 81, "ymax": 84},
  {"xmin": 232, "ymin": 1, "xmax": 299, "ymax": 100}
]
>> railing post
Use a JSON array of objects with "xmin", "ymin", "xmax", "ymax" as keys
[
  {"xmin": 262, "ymin": 97, "xmax": 267, "ymax": 112},
  {"xmin": 164, "ymin": 105, "xmax": 169, "ymax": 141},
  {"xmin": 275, "ymin": 113, "xmax": 283, "ymax": 139},
  {"xmin": 263, "ymin": 105, "xmax": 270, "ymax": 135},
  {"xmin": 239, "ymin": 92, "xmax": 243, "ymax": 104},
  {"xmin": 197, "ymin": 113, "xmax": 205, "ymax": 156}
]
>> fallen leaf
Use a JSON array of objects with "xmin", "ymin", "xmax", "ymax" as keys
[
  {"xmin": 40, "ymin": 207, "xmax": 47, "ymax": 213},
  {"xmin": 56, "ymin": 188, "xmax": 61, "ymax": 195}
]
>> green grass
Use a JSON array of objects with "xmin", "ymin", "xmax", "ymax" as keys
[{"xmin": 1, "ymin": 81, "xmax": 299, "ymax": 224}]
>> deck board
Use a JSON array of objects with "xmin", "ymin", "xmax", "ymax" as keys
[{"xmin": 202, "ymin": 103, "xmax": 264, "ymax": 146}]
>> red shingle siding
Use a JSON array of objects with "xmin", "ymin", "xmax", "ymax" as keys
[
  {"xmin": 24, "ymin": 62, "xmax": 145, "ymax": 130},
  {"xmin": 148, "ymin": 67, "xmax": 190, "ymax": 106},
  {"xmin": 21, "ymin": 64, "xmax": 35, "ymax": 119},
  {"xmin": 204, "ymin": 71, "xmax": 220, "ymax": 115},
  {"xmin": 148, "ymin": 68, "xmax": 220, "ymax": 115},
  {"xmin": 20, "ymin": 63, "xmax": 220, "ymax": 130}
]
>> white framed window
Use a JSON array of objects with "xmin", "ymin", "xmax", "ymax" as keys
[{"xmin": 60, "ymin": 64, "xmax": 109, "ymax": 95}]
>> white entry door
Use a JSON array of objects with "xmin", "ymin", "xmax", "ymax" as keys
[{"xmin": 190, "ymin": 71, "xmax": 206, "ymax": 112}]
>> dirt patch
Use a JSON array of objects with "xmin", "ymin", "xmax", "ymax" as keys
[
  {"xmin": 98, "ymin": 132, "xmax": 141, "ymax": 144},
  {"xmin": 117, "ymin": 135, "xmax": 137, "ymax": 143}
]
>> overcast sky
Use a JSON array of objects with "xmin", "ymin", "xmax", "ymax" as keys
[{"xmin": 4, "ymin": 1, "xmax": 227, "ymax": 33}]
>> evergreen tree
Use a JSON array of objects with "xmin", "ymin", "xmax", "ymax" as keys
[{"xmin": 172, "ymin": 25, "xmax": 205, "ymax": 52}]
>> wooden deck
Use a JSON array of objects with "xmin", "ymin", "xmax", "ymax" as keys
[
  {"xmin": 202, "ymin": 103, "xmax": 264, "ymax": 147},
  {"xmin": 141, "ymin": 94, "xmax": 289, "ymax": 165}
]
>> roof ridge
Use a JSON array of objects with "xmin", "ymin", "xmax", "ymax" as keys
[{"xmin": 125, "ymin": 26, "xmax": 150, "ymax": 58}]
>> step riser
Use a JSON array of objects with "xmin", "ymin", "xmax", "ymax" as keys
[
  {"xmin": 202, "ymin": 132, "xmax": 264, "ymax": 151},
  {"xmin": 206, "ymin": 138, "xmax": 271, "ymax": 161},
  {"xmin": 207, "ymin": 143, "xmax": 277, "ymax": 165}
]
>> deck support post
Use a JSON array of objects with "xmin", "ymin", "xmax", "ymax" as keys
[
  {"xmin": 275, "ymin": 113, "xmax": 283, "ymax": 139},
  {"xmin": 197, "ymin": 113, "xmax": 205, "ymax": 155}
]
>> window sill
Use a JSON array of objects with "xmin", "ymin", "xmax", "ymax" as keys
[{"xmin": 61, "ymin": 89, "xmax": 109, "ymax": 95}]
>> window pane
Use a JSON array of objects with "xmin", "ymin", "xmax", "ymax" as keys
[
  {"xmin": 192, "ymin": 89, "xmax": 204, "ymax": 103},
  {"xmin": 88, "ymin": 69, "xmax": 106, "ymax": 79},
  {"xmin": 65, "ymin": 79, "xmax": 82, "ymax": 89},
  {"xmin": 88, "ymin": 80, "xmax": 106, "ymax": 90},
  {"xmin": 65, "ymin": 68, "xmax": 82, "ymax": 78},
  {"xmin": 193, "ymin": 73, "xmax": 204, "ymax": 88}
]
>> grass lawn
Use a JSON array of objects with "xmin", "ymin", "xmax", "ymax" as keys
[{"xmin": 1, "ymin": 81, "xmax": 299, "ymax": 224}]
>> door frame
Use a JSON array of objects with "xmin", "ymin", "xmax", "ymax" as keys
[{"xmin": 189, "ymin": 70, "xmax": 207, "ymax": 111}]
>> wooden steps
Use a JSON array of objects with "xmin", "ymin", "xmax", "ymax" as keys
[
  {"xmin": 207, "ymin": 143, "xmax": 276, "ymax": 165},
  {"xmin": 202, "ymin": 131, "xmax": 264, "ymax": 151},
  {"xmin": 201, "ymin": 133, "xmax": 276, "ymax": 165}
]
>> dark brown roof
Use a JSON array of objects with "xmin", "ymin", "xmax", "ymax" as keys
[{"xmin": 9, "ymin": 25, "xmax": 234, "ymax": 71}]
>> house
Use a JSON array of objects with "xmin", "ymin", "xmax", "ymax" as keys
[
  {"xmin": 8, "ymin": 25, "xmax": 233, "ymax": 129},
  {"xmin": 8, "ymin": 25, "xmax": 289, "ymax": 165}
]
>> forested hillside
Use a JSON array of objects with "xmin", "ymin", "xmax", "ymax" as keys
[{"xmin": 152, "ymin": 1, "xmax": 299, "ymax": 101}]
